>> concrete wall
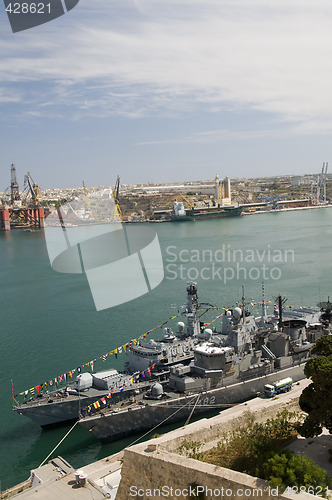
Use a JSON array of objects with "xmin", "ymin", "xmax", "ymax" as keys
[{"xmin": 116, "ymin": 380, "xmax": 322, "ymax": 500}]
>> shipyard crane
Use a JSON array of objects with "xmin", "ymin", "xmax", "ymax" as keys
[
  {"xmin": 23, "ymin": 172, "xmax": 41, "ymax": 205},
  {"xmin": 315, "ymin": 162, "xmax": 328, "ymax": 205},
  {"xmin": 113, "ymin": 175, "xmax": 123, "ymax": 221},
  {"xmin": 323, "ymin": 162, "xmax": 328, "ymax": 204},
  {"xmin": 165, "ymin": 193, "xmax": 194, "ymax": 209},
  {"xmin": 178, "ymin": 193, "xmax": 194, "ymax": 209},
  {"xmin": 82, "ymin": 180, "xmax": 91, "ymax": 214},
  {"xmin": 10, "ymin": 164, "xmax": 20, "ymax": 204}
]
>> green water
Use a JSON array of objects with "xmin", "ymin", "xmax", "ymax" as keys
[{"xmin": 1, "ymin": 208, "xmax": 332, "ymax": 490}]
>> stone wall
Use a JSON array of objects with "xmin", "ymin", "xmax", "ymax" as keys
[
  {"xmin": 117, "ymin": 447, "xmax": 298, "ymax": 500},
  {"xmin": 116, "ymin": 380, "xmax": 322, "ymax": 500}
]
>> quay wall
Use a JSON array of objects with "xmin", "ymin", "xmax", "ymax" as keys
[{"xmin": 116, "ymin": 380, "xmax": 321, "ymax": 500}]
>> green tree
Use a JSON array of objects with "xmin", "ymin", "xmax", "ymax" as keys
[
  {"xmin": 312, "ymin": 335, "xmax": 332, "ymax": 356},
  {"xmin": 258, "ymin": 450, "xmax": 331, "ymax": 493},
  {"xmin": 298, "ymin": 336, "xmax": 332, "ymax": 437}
]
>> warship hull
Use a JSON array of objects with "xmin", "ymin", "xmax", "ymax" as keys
[
  {"xmin": 13, "ymin": 385, "xmax": 140, "ymax": 427},
  {"xmin": 79, "ymin": 362, "xmax": 306, "ymax": 442}
]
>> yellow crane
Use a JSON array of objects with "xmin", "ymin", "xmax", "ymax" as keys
[
  {"xmin": 164, "ymin": 193, "xmax": 195, "ymax": 209},
  {"xmin": 113, "ymin": 175, "xmax": 123, "ymax": 222},
  {"xmin": 23, "ymin": 172, "xmax": 41, "ymax": 205},
  {"xmin": 82, "ymin": 180, "xmax": 91, "ymax": 214},
  {"xmin": 179, "ymin": 193, "xmax": 194, "ymax": 209}
]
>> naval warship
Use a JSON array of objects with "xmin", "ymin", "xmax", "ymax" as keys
[
  {"xmin": 12, "ymin": 282, "xmax": 206, "ymax": 427},
  {"xmin": 78, "ymin": 285, "xmax": 329, "ymax": 442}
]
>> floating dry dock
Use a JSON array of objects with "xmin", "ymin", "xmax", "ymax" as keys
[{"xmin": 0, "ymin": 206, "xmax": 45, "ymax": 231}]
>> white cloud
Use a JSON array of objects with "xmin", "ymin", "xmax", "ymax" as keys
[
  {"xmin": 0, "ymin": 87, "xmax": 22, "ymax": 103},
  {"xmin": 1, "ymin": 0, "xmax": 332, "ymax": 130},
  {"xmin": 135, "ymin": 126, "xmax": 298, "ymax": 146}
]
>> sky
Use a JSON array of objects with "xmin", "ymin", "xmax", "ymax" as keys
[{"xmin": 1, "ymin": 0, "xmax": 332, "ymax": 189}]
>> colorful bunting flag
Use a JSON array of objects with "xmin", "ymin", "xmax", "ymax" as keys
[{"xmin": 16, "ymin": 312, "xmax": 188, "ymax": 398}]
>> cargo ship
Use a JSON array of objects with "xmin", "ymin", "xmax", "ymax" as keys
[{"xmin": 169, "ymin": 201, "xmax": 243, "ymax": 221}]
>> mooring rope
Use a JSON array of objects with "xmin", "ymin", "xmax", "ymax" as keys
[
  {"xmin": 184, "ymin": 393, "xmax": 201, "ymax": 426},
  {"xmin": 39, "ymin": 420, "xmax": 79, "ymax": 468},
  {"xmin": 127, "ymin": 395, "xmax": 199, "ymax": 448}
]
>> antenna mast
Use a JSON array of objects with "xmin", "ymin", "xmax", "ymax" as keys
[{"xmin": 273, "ymin": 295, "xmax": 287, "ymax": 331}]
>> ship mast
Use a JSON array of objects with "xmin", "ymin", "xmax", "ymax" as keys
[
  {"xmin": 260, "ymin": 282, "xmax": 267, "ymax": 327},
  {"xmin": 185, "ymin": 281, "xmax": 200, "ymax": 336},
  {"xmin": 242, "ymin": 284, "xmax": 246, "ymax": 322},
  {"xmin": 274, "ymin": 295, "xmax": 287, "ymax": 331}
]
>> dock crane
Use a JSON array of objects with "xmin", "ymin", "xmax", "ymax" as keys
[
  {"xmin": 10, "ymin": 164, "xmax": 20, "ymax": 204},
  {"xmin": 314, "ymin": 162, "xmax": 328, "ymax": 205},
  {"xmin": 323, "ymin": 162, "xmax": 328, "ymax": 204},
  {"xmin": 23, "ymin": 172, "xmax": 41, "ymax": 205},
  {"xmin": 82, "ymin": 180, "xmax": 91, "ymax": 214},
  {"xmin": 113, "ymin": 175, "xmax": 123, "ymax": 221}
]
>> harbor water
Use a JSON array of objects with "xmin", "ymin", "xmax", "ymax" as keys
[{"xmin": 0, "ymin": 207, "xmax": 332, "ymax": 491}]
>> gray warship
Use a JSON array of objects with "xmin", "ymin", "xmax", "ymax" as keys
[
  {"xmin": 13, "ymin": 282, "xmax": 204, "ymax": 427},
  {"xmin": 78, "ymin": 285, "xmax": 329, "ymax": 443}
]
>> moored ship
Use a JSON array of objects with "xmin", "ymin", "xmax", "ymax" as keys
[
  {"xmin": 78, "ymin": 287, "xmax": 330, "ymax": 443},
  {"xmin": 13, "ymin": 282, "xmax": 329, "ymax": 433},
  {"xmin": 169, "ymin": 201, "xmax": 243, "ymax": 221},
  {"xmin": 12, "ymin": 282, "xmax": 205, "ymax": 427}
]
